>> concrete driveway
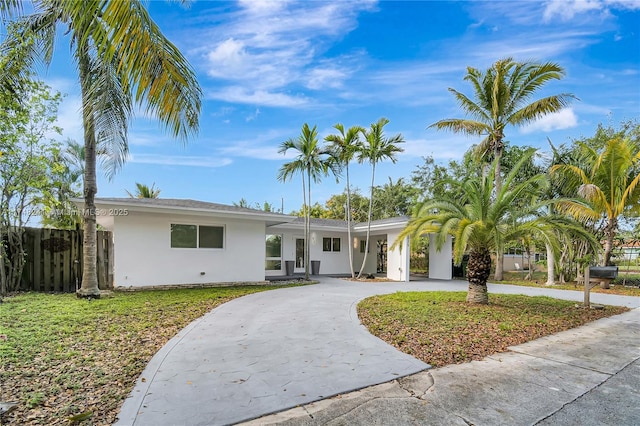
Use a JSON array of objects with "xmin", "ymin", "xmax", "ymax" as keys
[{"xmin": 115, "ymin": 277, "xmax": 640, "ymax": 426}]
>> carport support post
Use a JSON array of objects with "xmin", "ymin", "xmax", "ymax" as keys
[{"xmin": 583, "ymin": 266, "xmax": 590, "ymax": 308}]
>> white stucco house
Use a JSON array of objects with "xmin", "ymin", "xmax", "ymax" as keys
[{"xmin": 86, "ymin": 198, "xmax": 452, "ymax": 289}]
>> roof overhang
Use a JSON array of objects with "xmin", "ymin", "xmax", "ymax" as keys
[{"xmin": 71, "ymin": 198, "xmax": 296, "ymax": 227}]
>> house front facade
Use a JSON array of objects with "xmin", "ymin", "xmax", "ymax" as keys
[{"xmin": 88, "ymin": 198, "xmax": 452, "ymax": 289}]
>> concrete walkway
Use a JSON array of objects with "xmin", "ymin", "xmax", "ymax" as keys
[{"xmin": 115, "ymin": 278, "xmax": 640, "ymax": 426}]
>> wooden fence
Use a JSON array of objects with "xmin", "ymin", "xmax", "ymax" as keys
[{"xmin": 20, "ymin": 227, "xmax": 113, "ymax": 292}]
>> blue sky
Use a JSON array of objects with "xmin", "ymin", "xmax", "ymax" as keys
[{"xmin": 44, "ymin": 0, "xmax": 640, "ymax": 213}]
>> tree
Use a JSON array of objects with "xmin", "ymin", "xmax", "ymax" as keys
[
  {"xmin": 430, "ymin": 58, "xmax": 575, "ymax": 280},
  {"xmin": 41, "ymin": 139, "xmax": 93, "ymax": 229},
  {"xmin": 551, "ymin": 123, "xmax": 640, "ymax": 273},
  {"xmin": 234, "ymin": 198, "xmax": 281, "ymax": 212},
  {"xmin": 395, "ymin": 149, "xmax": 598, "ymax": 304},
  {"xmin": 126, "ymin": 182, "xmax": 161, "ymax": 198},
  {"xmin": 277, "ymin": 123, "xmax": 339, "ymax": 280},
  {"xmin": 325, "ymin": 124, "xmax": 363, "ymax": 278},
  {"xmin": 322, "ymin": 189, "xmax": 370, "ymax": 223},
  {"xmin": 356, "ymin": 118, "xmax": 404, "ymax": 278},
  {"xmin": 0, "ymin": 76, "xmax": 63, "ymax": 298},
  {"xmin": 372, "ymin": 177, "xmax": 416, "ymax": 220},
  {"xmin": 1, "ymin": 1, "xmax": 202, "ymax": 297}
]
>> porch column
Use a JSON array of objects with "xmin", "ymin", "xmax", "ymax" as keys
[
  {"xmin": 429, "ymin": 234, "xmax": 452, "ymax": 280},
  {"xmin": 387, "ymin": 231, "xmax": 410, "ymax": 282}
]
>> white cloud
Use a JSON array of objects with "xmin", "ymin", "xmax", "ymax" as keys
[
  {"xmin": 128, "ymin": 153, "xmax": 233, "ymax": 168},
  {"xmin": 520, "ymin": 108, "xmax": 579, "ymax": 134},
  {"xmin": 245, "ymin": 108, "xmax": 261, "ymax": 122},
  {"xmin": 400, "ymin": 135, "xmax": 474, "ymax": 160},
  {"xmin": 306, "ymin": 67, "xmax": 348, "ymax": 90},
  {"xmin": 192, "ymin": 1, "xmax": 376, "ymax": 106},
  {"xmin": 207, "ymin": 87, "xmax": 308, "ymax": 107},
  {"xmin": 543, "ymin": 0, "xmax": 640, "ymax": 22},
  {"xmin": 216, "ymin": 128, "xmax": 294, "ymax": 161},
  {"xmin": 206, "ymin": 38, "xmax": 247, "ymax": 75},
  {"xmin": 220, "ymin": 144, "xmax": 283, "ymax": 161},
  {"xmin": 54, "ymin": 95, "xmax": 83, "ymax": 142}
]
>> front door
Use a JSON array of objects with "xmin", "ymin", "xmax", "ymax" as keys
[{"xmin": 295, "ymin": 238, "xmax": 305, "ymax": 272}]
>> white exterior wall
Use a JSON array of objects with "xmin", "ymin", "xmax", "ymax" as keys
[
  {"xmin": 353, "ymin": 235, "xmax": 380, "ymax": 276},
  {"xmin": 111, "ymin": 212, "xmax": 266, "ymax": 287},
  {"xmin": 268, "ymin": 229, "xmax": 352, "ymax": 276},
  {"xmin": 429, "ymin": 234, "xmax": 453, "ymax": 280},
  {"xmin": 387, "ymin": 231, "xmax": 410, "ymax": 282}
]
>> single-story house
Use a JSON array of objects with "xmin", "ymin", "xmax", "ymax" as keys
[{"xmin": 85, "ymin": 198, "xmax": 452, "ymax": 288}]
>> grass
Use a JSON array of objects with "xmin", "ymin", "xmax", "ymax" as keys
[
  {"xmin": 0, "ymin": 285, "xmax": 301, "ymax": 425},
  {"xmin": 358, "ymin": 291, "xmax": 629, "ymax": 367},
  {"xmin": 496, "ymin": 271, "xmax": 640, "ymax": 297}
]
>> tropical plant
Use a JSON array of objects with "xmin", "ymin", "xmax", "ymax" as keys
[
  {"xmin": 395, "ymin": 150, "xmax": 599, "ymax": 304},
  {"xmin": 126, "ymin": 182, "xmax": 161, "ymax": 199},
  {"xmin": 372, "ymin": 177, "xmax": 416, "ymax": 219},
  {"xmin": 356, "ymin": 118, "xmax": 404, "ymax": 279},
  {"xmin": 430, "ymin": 57, "xmax": 575, "ymax": 281},
  {"xmin": 0, "ymin": 76, "xmax": 63, "ymax": 298},
  {"xmin": 551, "ymin": 125, "xmax": 640, "ymax": 271},
  {"xmin": 1, "ymin": 1, "xmax": 202, "ymax": 297},
  {"xmin": 277, "ymin": 123, "xmax": 339, "ymax": 280},
  {"xmin": 325, "ymin": 124, "xmax": 363, "ymax": 278}
]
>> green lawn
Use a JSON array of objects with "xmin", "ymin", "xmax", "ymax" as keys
[
  {"xmin": 358, "ymin": 291, "xmax": 628, "ymax": 367},
  {"xmin": 0, "ymin": 286, "xmax": 299, "ymax": 425},
  {"xmin": 496, "ymin": 271, "xmax": 640, "ymax": 297}
]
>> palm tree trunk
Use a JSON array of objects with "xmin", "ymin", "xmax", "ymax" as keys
[
  {"xmin": 493, "ymin": 145, "xmax": 504, "ymax": 281},
  {"xmin": 305, "ymin": 168, "xmax": 311, "ymax": 280},
  {"xmin": 346, "ymin": 166, "xmax": 354, "ymax": 278},
  {"xmin": 357, "ymin": 162, "xmax": 376, "ymax": 279},
  {"xmin": 300, "ymin": 173, "xmax": 307, "ymax": 280},
  {"xmin": 466, "ymin": 247, "xmax": 491, "ymax": 304},
  {"xmin": 77, "ymin": 46, "xmax": 101, "ymax": 298},
  {"xmin": 603, "ymin": 218, "xmax": 616, "ymax": 266},
  {"xmin": 545, "ymin": 243, "xmax": 555, "ymax": 286},
  {"xmin": 601, "ymin": 217, "xmax": 617, "ymax": 289}
]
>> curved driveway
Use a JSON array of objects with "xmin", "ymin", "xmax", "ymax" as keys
[{"xmin": 115, "ymin": 277, "xmax": 639, "ymax": 426}]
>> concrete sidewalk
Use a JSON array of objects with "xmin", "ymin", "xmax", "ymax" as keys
[{"xmin": 115, "ymin": 278, "xmax": 640, "ymax": 426}]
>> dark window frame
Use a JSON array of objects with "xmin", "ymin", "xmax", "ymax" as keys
[
  {"xmin": 170, "ymin": 223, "xmax": 225, "ymax": 249},
  {"xmin": 323, "ymin": 237, "xmax": 341, "ymax": 252}
]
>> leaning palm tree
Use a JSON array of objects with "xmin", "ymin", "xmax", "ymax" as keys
[
  {"xmin": 1, "ymin": 1, "xmax": 201, "ymax": 298},
  {"xmin": 395, "ymin": 149, "xmax": 598, "ymax": 304},
  {"xmin": 430, "ymin": 57, "xmax": 576, "ymax": 281},
  {"xmin": 325, "ymin": 124, "xmax": 363, "ymax": 278},
  {"xmin": 551, "ymin": 135, "xmax": 640, "ymax": 270},
  {"xmin": 126, "ymin": 182, "xmax": 161, "ymax": 199},
  {"xmin": 277, "ymin": 123, "xmax": 339, "ymax": 280},
  {"xmin": 356, "ymin": 118, "xmax": 404, "ymax": 279}
]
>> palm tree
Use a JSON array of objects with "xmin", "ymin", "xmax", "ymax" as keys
[
  {"xmin": 325, "ymin": 124, "xmax": 363, "ymax": 278},
  {"xmin": 126, "ymin": 182, "xmax": 161, "ymax": 198},
  {"xmin": 395, "ymin": 150, "xmax": 598, "ymax": 304},
  {"xmin": 1, "ymin": 1, "xmax": 202, "ymax": 298},
  {"xmin": 356, "ymin": 118, "xmax": 404, "ymax": 279},
  {"xmin": 430, "ymin": 58, "xmax": 575, "ymax": 281},
  {"xmin": 551, "ymin": 135, "xmax": 640, "ymax": 271},
  {"xmin": 277, "ymin": 123, "xmax": 339, "ymax": 280}
]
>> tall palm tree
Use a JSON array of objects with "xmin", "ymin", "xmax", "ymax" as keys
[
  {"xmin": 356, "ymin": 118, "xmax": 404, "ymax": 279},
  {"xmin": 325, "ymin": 124, "xmax": 363, "ymax": 278},
  {"xmin": 430, "ymin": 57, "xmax": 575, "ymax": 280},
  {"xmin": 551, "ymin": 136, "xmax": 640, "ymax": 269},
  {"xmin": 277, "ymin": 123, "xmax": 339, "ymax": 280},
  {"xmin": 1, "ymin": 1, "xmax": 202, "ymax": 298},
  {"xmin": 126, "ymin": 182, "xmax": 161, "ymax": 198},
  {"xmin": 396, "ymin": 150, "xmax": 598, "ymax": 304}
]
